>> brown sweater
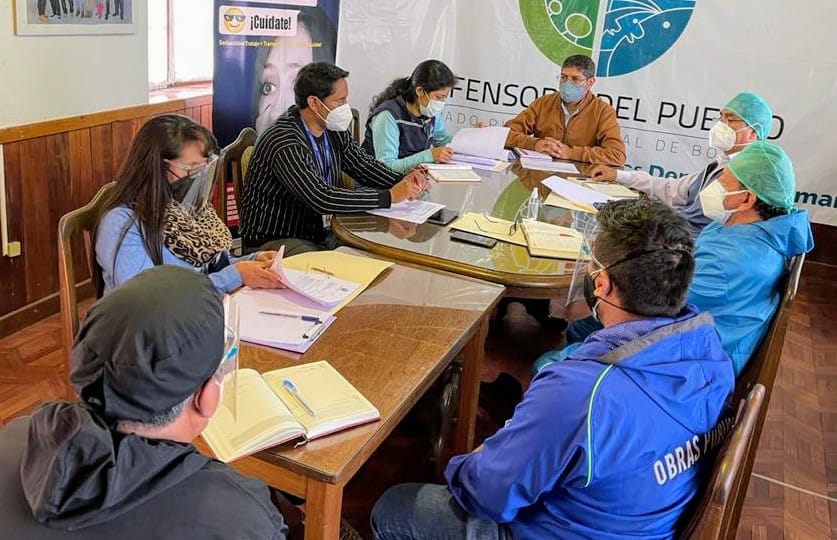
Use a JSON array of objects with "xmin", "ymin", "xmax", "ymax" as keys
[{"xmin": 504, "ymin": 92, "xmax": 626, "ymax": 166}]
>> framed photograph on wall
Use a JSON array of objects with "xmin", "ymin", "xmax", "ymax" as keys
[{"xmin": 14, "ymin": 0, "xmax": 136, "ymax": 36}]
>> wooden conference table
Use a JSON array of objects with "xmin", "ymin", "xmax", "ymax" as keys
[
  {"xmin": 202, "ymin": 248, "xmax": 504, "ymax": 540},
  {"xmin": 333, "ymin": 161, "xmax": 590, "ymax": 299}
]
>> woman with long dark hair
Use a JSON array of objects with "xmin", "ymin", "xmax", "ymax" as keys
[
  {"xmin": 94, "ymin": 114, "xmax": 281, "ymax": 296},
  {"xmin": 361, "ymin": 60, "xmax": 456, "ymax": 172}
]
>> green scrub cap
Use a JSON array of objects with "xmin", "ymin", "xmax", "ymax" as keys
[
  {"xmin": 727, "ymin": 141, "xmax": 795, "ymax": 211},
  {"xmin": 724, "ymin": 92, "xmax": 772, "ymax": 140}
]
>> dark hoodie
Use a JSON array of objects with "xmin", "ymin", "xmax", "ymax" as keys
[
  {"xmin": 1, "ymin": 405, "xmax": 286, "ymax": 539},
  {"xmin": 0, "ymin": 266, "xmax": 287, "ymax": 538}
]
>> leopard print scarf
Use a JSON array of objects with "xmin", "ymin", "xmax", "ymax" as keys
[{"xmin": 162, "ymin": 201, "xmax": 233, "ymax": 267}]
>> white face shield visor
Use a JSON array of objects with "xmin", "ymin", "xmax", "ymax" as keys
[
  {"xmin": 565, "ymin": 209, "xmax": 599, "ymax": 305},
  {"xmin": 213, "ymin": 295, "xmax": 240, "ymax": 420},
  {"xmin": 168, "ymin": 154, "xmax": 220, "ymax": 216}
]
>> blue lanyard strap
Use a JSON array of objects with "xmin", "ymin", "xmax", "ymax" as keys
[{"xmin": 302, "ymin": 122, "xmax": 333, "ymax": 186}]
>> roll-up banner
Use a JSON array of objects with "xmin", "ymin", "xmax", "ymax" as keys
[{"xmin": 213, "ymin": 0, "xmax": 339, "ymax": 225}]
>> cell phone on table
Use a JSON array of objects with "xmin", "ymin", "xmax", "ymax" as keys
[
  {"xmin": 450, "ymin": 230, "xmax": 498, "ymax": 248},
  {"xmin": 427, "ymin": 208, "xmax": 459, "ymax": 225}
]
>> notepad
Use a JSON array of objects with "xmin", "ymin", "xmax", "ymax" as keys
[
  {"xmin": 202, "ymin": 361, "xmax": 381, "ymax": 463},
  {"xmin": 520, "ymin": 219, "xmax": 586, "ymax": 260},
  {"xmin": 233, "ymin": 287, "xmax": 335, "ymax": 352},
  {"xmin": 425, "ymin": 164, "xmax": 481, "ymax": 182},
  {"xmin": 520, "ymin": 158, "xmax": 580, "ymax": 174}
]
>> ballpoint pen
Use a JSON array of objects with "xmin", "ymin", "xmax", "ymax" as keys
[
  {"xmin": 281, "ymin": 378, "xmax": 317, "ymax": 417},
  {"xmin": 302, "ymin": 320, "xmax": 327, "ymax": 340},
  {"xmin": 258, "ymin": 310, "xmax": 322, "ymax": 324}
]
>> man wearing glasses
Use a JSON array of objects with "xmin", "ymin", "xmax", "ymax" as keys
[
  {"xmin": 590, "ymin": 92, "xmax": 773, "ymax": 235},
  {"xmin": 505, "ymin": 54, "xmax": 626, "ymax": 166},
  {"xmin": 0, "ymin": 267, "xmax": 288, "ymax": 539}
]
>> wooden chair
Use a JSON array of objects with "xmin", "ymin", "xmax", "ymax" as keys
[
  {"xmin": 57, "ymin": 181, "xmax": 117, "ymax": 392},
  {"xmin": 681, "ymin": 384, "xmax": 766, "ymax": 539},
  {"xmin": 214, "ymin": 127, "xmax": 257, "ymax": 222},
  {"xmin": 680, "ymin": 253, "xmax": 805, "ymax": 538}
]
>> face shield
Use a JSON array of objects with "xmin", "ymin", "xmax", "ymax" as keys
[
  {"xmin": 565, "ymin": 209, "xmax": 599, "ymax": 305},
  {"xmin": 169, "ymin": 154, "xmax": 220, "ymax": 216},
  {"xmin": 214, "ymin": 295, "xmax": 240, "ymax": 420}
]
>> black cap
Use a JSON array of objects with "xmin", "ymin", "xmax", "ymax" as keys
[{"xmin": 69, "ymin": 266, "xmax": 224, "ymax": 423}]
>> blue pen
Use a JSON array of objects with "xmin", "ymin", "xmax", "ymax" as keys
[
  {"xmin": 281, "ymin": 379, "xmax": 317, "ymax": 417},
  {"xmin": 259, "ymin": 309, "xmax": 322, "ymax": 324}
]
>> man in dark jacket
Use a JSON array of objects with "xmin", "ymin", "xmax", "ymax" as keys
[{"xmin": 0, "ymin": 266, "xmax": 287, "ymax": 539}]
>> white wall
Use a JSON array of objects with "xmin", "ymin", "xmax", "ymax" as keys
[{"xmin": 0, "ymin": 0, "xmax": 148, "ymax": 128}]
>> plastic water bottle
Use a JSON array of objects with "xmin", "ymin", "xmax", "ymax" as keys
[{"xmin": 524, "ymin": 188, "xmax": 541, "ymax": 221}]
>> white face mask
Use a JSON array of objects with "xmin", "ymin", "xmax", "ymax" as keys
[
  {"xmin": 699, "ymin": 179, "xmax": 750, "ymax": 224},
  {"xmin": 709, "ymin": 120, "xmax": 753, "ymax": 152},
  {"xmin": 317, "ymin": 99, "xmax": 353, "ymax": 131},
  {"xmin": 419, "ymin": 90, "xmax": 446, "ymax": 117}
]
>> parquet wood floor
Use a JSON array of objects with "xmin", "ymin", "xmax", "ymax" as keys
[{"xmin": 0, "ymin": 264, "xmax": 834, "ymax": 539}]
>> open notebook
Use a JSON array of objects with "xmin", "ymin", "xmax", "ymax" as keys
[
  {"xmin": 202, "ymin": 361, "xmax": 381, "ymax": 463},
  {"xmin": 520, "ymin": 219, "xmax": 586, "ymax": 260}
]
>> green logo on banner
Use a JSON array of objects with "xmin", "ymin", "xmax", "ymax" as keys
[
  {"xmin": 520, "ymin": 0, "xmax": 597, "ymax": 63},
  {"xmin": 520, "ymin": 1, "xmax": 696, "ymax": 77}
]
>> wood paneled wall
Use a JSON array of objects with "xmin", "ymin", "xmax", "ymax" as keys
[{"xmin": 0, "ymin": 95, "xmax": 212, "ymax": 336}]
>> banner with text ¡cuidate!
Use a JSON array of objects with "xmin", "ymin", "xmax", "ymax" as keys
[
  {"xmin": 338, "ymin": 0, "xmax": 837, "ymax": 226},
  {"xmin": 212, "ymin": 0, "xmax": 339, "ymax": 225}
]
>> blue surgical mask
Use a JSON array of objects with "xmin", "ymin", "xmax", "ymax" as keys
[{"xmin": 560, "ymin": 80, "xmax": 586, "ymax": 103}]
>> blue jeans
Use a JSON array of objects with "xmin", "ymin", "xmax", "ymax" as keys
[
  {"xmin": 371, "ymin": 483, "xmax": 513, "ymax": 540},
  {"xmin": 566, "ymin": 315, "xmax": 603, "ymax": 344}
]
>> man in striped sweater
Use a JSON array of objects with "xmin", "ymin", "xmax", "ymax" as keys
[{"xmin": 240, "ymin": 62, "xmax": 427, "ymax": 255}]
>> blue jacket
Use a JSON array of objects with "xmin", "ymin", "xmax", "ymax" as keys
[
  {"xmin": 96, "ymin": 206, "xmax": 252, "ymax": 295},
  {"xmin": 688, "ymin": 209, "xmax": 813, "ymax": 375},
  {"xmin": 446, "ymin": 306, "xmax": 735, "ymax": 539}
]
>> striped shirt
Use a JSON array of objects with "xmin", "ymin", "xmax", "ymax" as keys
[{"xmin": 240, "ymin": 106, "xmax": 402, "ymax": 245}]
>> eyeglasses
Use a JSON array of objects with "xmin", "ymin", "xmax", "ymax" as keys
[
  {"xmin": 166, "ymin": 154, "xmax": 218, "ymax": 174},
  {"xmin": 558, "ymin": 74, "xmax": 588, "ymax": 85},
  {"xmin": 476, "ymin": 213, "xmax": 518, "ymax": 236}
]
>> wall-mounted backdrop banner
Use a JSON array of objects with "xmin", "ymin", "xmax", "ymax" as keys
[{"xmin": 337, "ymin": 1, "xmax": 837, "ymax": 226}]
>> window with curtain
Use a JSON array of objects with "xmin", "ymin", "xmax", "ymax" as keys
[{"xmin": 148, "ymin": 0, "xmax": 214, "ymax": 89}]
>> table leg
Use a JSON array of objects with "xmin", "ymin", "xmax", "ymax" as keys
[
  {"xmin": 454, "ymin": 315, "xmax": 488, "ymax": 453},
  {"xmin": 304, "ymin": 479, "xmax": 344, "ymax": 540}
]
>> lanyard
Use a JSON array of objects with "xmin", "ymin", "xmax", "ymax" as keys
[{"xmin": 302, "ymin": 122, "xmax": 333, "ymax": 186}]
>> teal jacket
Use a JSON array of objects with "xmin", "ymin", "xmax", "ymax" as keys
[{"xmin": 688, "ymin": 209, "xmax": 813, "ymax": 374}]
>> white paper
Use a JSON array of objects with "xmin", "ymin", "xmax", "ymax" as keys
[
  {"xmin": 515, "ymin": 148, "xmax": 553, "ymax": 160},
  {"xmin": 233, "ymin": 287, "xmax": 335, "ymax": 353},
  {"xmin": 519, "ymin": 158, "xmax": 580, "ymax": 174},
  {"xmin": 367, "ymin": 199, "xmax": 447, "ymax": 224},
  {"xmin": 541, "ymin": 175, "xmax": 616, "ymax": 210},
  {"xmin": 585, "ymin": 182, "xmax": 640, "ymax": 198},
  {"xmin": 270, "ymin": 247, "xmax": 360, "ymax": 307},
  {"xmin": 450, "ymin": 126, "xmax": 510, "ymax": 161},
  {"xmin": 424, "ymin": 164, "xmax": 473, "ymax": 170}
]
